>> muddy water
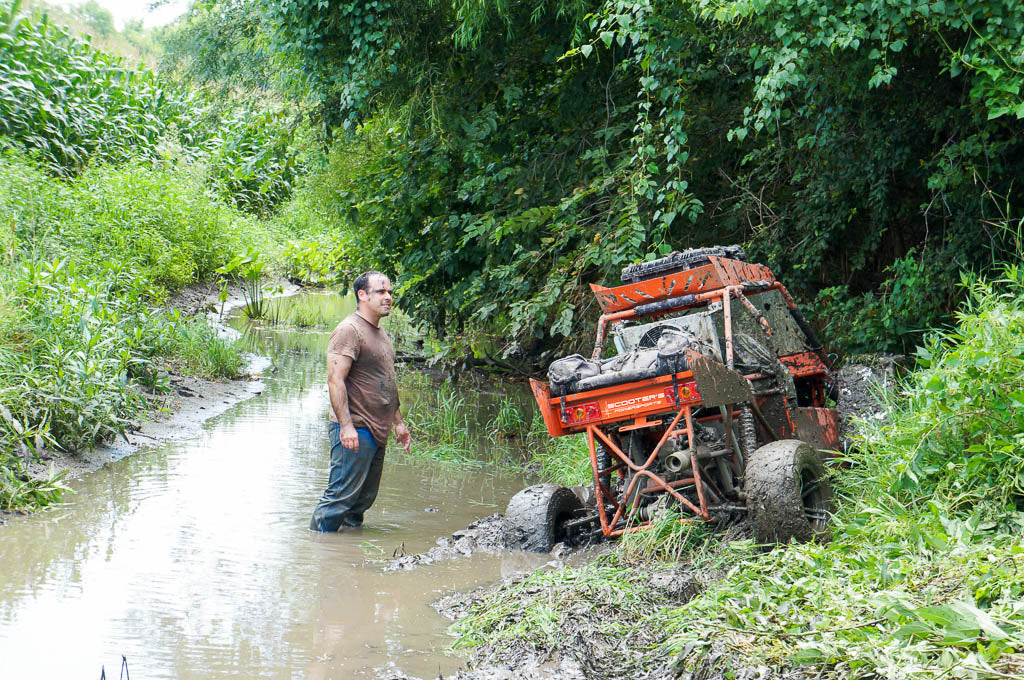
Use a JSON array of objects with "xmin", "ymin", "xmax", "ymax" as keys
[{"xmin": 0, "ymin": 294, "xmax": 543, "ymax": 679}]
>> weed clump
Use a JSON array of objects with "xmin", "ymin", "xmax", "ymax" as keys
[{"xmin": 402, "ymin": 379, "xmax": 480, "ymax": 466}]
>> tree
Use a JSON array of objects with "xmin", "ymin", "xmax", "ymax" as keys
[
  {"xmin": 252, "ymin": 0, "xmax": 1024, "ymax": 358},
  {"xmin": 76, "ymin": 0, "xmax": 114, "ymax": 37}
]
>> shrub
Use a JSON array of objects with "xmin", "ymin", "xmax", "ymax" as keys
[{"xmin": 856, "ymin": 264, "xmax": 1024, "ymax": 512}]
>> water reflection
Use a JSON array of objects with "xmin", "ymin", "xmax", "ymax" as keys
[{"xmin": 0, "ymin": 293, "xmax": 541, "ymax": 679}]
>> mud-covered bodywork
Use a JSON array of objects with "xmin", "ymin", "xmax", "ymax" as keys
[{"xmin": 529, "ymin": 247, "xmax": 839, "ymax": 540}]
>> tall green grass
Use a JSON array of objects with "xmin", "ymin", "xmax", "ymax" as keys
[
  {"xmin": 526, "ymin": 412, "xmax": 591, "ymax": 486},
  {"xmin": 402, "ymin": 379, "xmax": 480, "ymax": 466},
  {"xmin": 0, "ymin": 150, "xmax": 257, "ymax": 511}
]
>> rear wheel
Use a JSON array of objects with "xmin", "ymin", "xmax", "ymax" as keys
[
  {"xmin": 505, "ymin": 484, "xmax": 584, "ymax": 552},
  {"xmin": 745, "ymin": 439, "xmax": 832, "ymax": 544}
]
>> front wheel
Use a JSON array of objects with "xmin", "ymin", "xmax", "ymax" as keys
[
  {"xmin": 745, "ymin": 439, "xmax": 832, "ymax": 545},
  {"xmin": 505, "ymin": 483, "xmax": 584, "ymax": 552}
]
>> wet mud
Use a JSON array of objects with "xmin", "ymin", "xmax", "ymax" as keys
[
  {"xmin": 386, "ymin": 513, "xmax": 523, "ymax": 571},
  {"xmin": 835, "ymin": 355, "xmax": 905, "ymax": 448}
]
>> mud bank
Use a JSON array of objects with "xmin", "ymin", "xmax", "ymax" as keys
[{"xmin": 437, "ymin": 562, "xmax": 702, "ymax": 680}]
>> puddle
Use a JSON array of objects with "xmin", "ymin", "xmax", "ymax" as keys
[{"xmin": 0, "ymin": 293, "xmax": 544, "ymax": 679}]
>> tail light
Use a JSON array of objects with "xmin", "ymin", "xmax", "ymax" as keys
[
  {"xmin": 562, "ymin": 401, "xmax": 601, "ymax": 425},
  {"xmin": 664, "ymin": 381, "xmax": 700, "ymax": 403}
]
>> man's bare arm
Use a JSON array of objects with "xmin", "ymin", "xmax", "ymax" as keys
[{"xmin": 327, "ymin": 353, "xmax": 359, "ymax": 450}]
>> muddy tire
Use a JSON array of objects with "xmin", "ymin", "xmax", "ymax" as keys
[
  {"xmin": 505, "ymin": 483, "xmax": 584, "ymax": 552},
  {"xmin": 745, "ymin": 439, "xmax": 832, "ymax": 545}
]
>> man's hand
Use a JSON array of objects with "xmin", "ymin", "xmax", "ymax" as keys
[
  {"xmin": 340, "ymin": 424, "xmax": 359, "ymax": 451},
  {"xmin": 393, "ymin": 421, "xmax": 411, "ymax": 454}
]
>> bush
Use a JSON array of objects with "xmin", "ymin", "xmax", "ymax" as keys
[
  {"xmin": 1, "ymin": 259, "xmax": 162, "ymax": 453},
  {"xmin": 0, "ymin": 451, "xmax": 67, "ymax": 511},
  {"xmin": 856, "ymin": 264, "xmax": 1024, "ymax": 512}
]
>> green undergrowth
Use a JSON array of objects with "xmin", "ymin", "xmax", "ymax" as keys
[
  {"xmin": 525, "ymin": 412, "xmax": 592, "ymax": 487},
  {"xmin": 452, "ymin": 265, "xmax": 1024, "ymax": 680},
  {"xmin": 398, "ymin": 371, "xmax": 597, "ymax": 477},
  {"xmin": 0, "ymin": 149, "xmax": 261, "ymax": 511}
]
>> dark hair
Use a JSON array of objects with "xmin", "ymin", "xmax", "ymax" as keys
[{"xmin": 353, "ymin": 270, "xmax": 385, "ymax": 298}]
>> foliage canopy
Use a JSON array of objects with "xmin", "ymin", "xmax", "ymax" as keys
[{"xmin": 249, "ymin": 0, "xmax": 1024, "ymax": 358}]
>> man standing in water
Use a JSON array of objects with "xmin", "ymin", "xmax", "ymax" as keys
[{"xmin": 310, "ymin": 271, "xmax": 412, "ymax": 532}]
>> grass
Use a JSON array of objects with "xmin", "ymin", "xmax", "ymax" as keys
[
  {"xmin": 617, "ymin": 509, "xmax": 714, "ymax": 564},
  {"xmin": 167, "ymin": 316, "xmax": 245, "ymax": 379},
  {"xmin": 485, "ymin": 395, "xmax": 529, "ymax": 444},
  {"xmin": 451, "ymin": 264, "xmax": 1024, "ymax": 680},
  {"xmin": 526, "ymin": 412, "xmax": 592, "ymax": 486},
  {"xmin": 401, "ymin": 378, "xmax": 480, "ymax": 466},
  {"xmin": 0, "ymin": 149, "xmax": 264, "ymax": 511},
  {"xmin": 399, "ymin": 379, "xmax": 601, "ymax": 478},
  {"xmin": 268, "ymin": 295, "xmax": 333, "ymax": 328}
]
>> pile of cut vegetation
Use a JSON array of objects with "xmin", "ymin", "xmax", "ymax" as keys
[{"xmin": 448, "ymin": 265, "xmax": 1024, "ymax": 680}]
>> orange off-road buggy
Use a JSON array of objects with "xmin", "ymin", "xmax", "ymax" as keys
[{"xmin": 507, "ymin": 246, "xmax": 840, "ymax": 550}]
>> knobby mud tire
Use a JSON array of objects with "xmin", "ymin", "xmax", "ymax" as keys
[
  {"xmin": 745, "ymin": 439, "xmax": 832, "ymax": 545},
  {"xmin": 505, "ymin": 483, "xmax": 584, "ymax": 552}
]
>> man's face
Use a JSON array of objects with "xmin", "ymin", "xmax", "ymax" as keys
[{"xmin": 359, "ymin": 275, "xmax": 393, "ymax": 317}]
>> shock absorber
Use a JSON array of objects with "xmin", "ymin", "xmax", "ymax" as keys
[
  {"xmin": 595, "ymin": 441, "xmax": 611, "ymax": 494},
  {"xmin": 739, "ymin": 404, "xmax": 758, "ymax": 460}
]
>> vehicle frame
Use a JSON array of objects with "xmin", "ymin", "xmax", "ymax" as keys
[{"xmin": 528, "ymin": 252, "xmax": 840, "ymax": 540}]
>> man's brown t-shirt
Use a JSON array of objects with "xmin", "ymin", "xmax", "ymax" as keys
[{"xmin": 327, "ymin": 313, "xmax": 400, "ymax": 446}]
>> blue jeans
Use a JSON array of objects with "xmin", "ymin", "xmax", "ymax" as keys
[{"xmin": 310, "ymin": 423, "xmax": 386, "ymax": 532}]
